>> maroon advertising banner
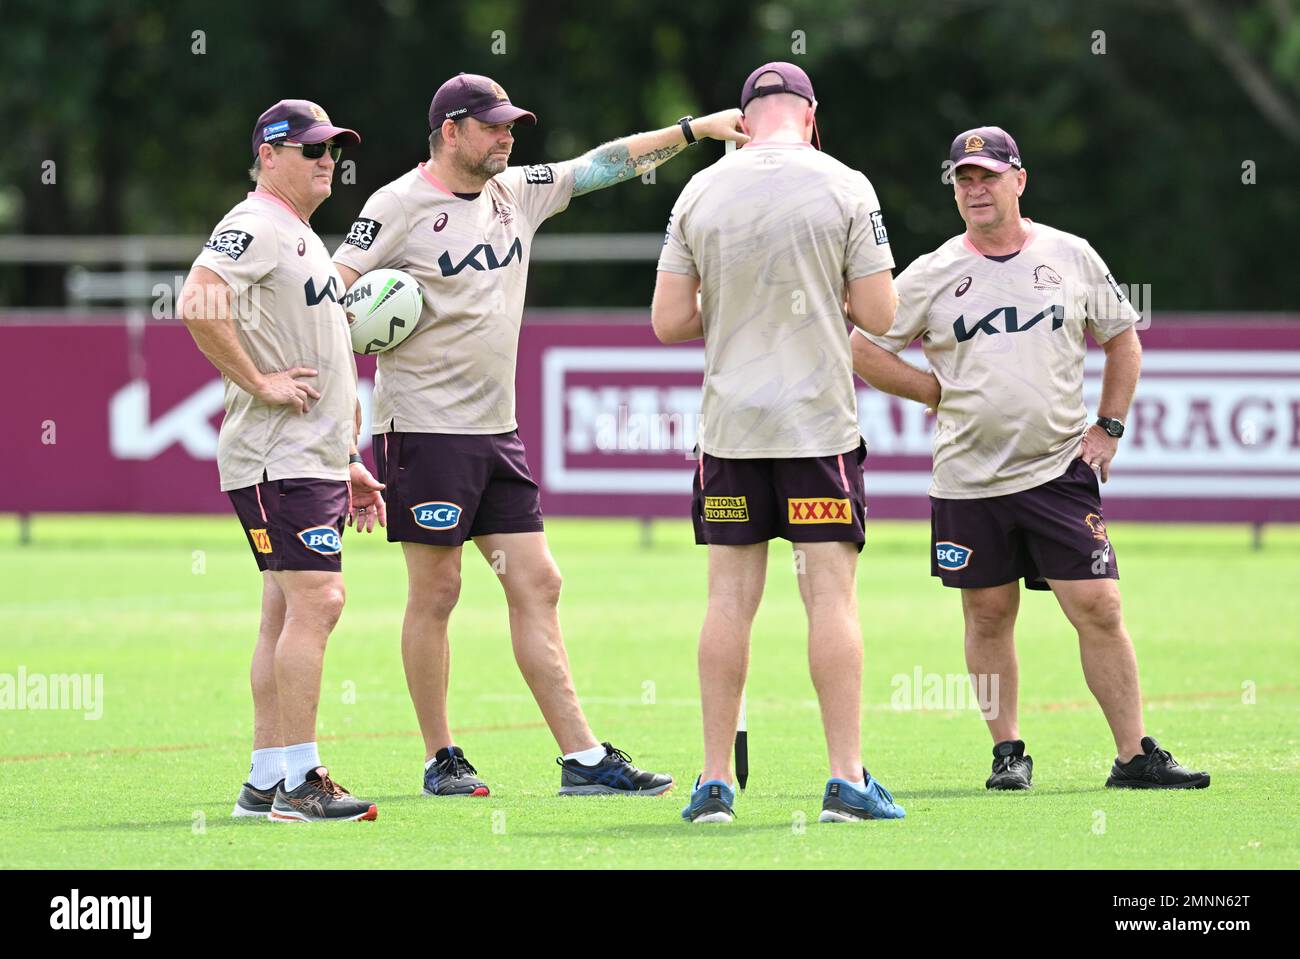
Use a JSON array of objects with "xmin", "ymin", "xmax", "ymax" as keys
[{"xmin": 6, "ymin": 314, "xmax": 1300, "ymax": 522}]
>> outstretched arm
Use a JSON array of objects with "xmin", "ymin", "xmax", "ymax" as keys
[{"xmin": 561, "ymin": 110, "xmax": 748, "ymax": 197}]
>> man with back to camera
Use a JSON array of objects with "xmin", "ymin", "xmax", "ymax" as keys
[
  {"xmin": 652, "ymin": 62, "xmax": 908, "ymax": 824},
  {"xmin": 333, "ymin": 72, "xmax": 747, "ymax": 798},
  {"xmin": 851, "ymin": 126, "xmax": 1210, "ymax": 791},
  {"xmin": 181, "ymin": 99, "xmax": 387, "ymax": 822}
]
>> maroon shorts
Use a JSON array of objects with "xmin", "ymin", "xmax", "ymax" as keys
[
  {"xmin": 692, "ymin": 441, "xmax": 868, "ymax": 549},
  {"xmin": 227, "ymin": 477, "xmax": 349, "ymax": 572},
  {"xmin": 930, "ymin": 458, "xmax": 1120, "ymax": 590},
  {"xmin": 375, "ymin": 430, "xmax": 544, "ymax": 547}
]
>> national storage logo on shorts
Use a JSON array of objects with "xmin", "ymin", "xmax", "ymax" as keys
[
  {"xmin": 412, "ymin": 501, "xmax": 462, "ymax": 530},
  {"xmin": 787, "ymin": 498, "xmax": 851, "ymax": 524},
  {"xmin": 297, "ymin": 526, "xmax": 342, "ymax": 555},
  {"xmin": 703, "ymin": 496, "xmax": 748, "ymax": 522}
]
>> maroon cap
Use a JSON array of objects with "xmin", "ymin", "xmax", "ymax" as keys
[
  {"xmin": 950, "ymin": 126, "xmax": 1023, "ymax": 173},
  {"xmin": 740, "ymin": 61, "xmax": 816, "ymax": 111},
  {"xmin": 252, "ymin": 99, "xmax": 359, "ymax": 157},
  {"xmin": 739, "ymin": 62, "xmax": 820, "ymax": 149},
  {"xmin": 429, "ymin": 73, "xmax": 537, "ymax": 129}
]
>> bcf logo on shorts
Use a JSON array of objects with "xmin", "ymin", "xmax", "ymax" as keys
[
  {"xmin": 412, "ymin": 501, "xmax": 462, "ymax": 530},
  {"xmin": 787, "ymin": 498, "xmax": 851, "ymax": 524},
  {"xmin": 297, "ymin": 526, "xmax": 342, "ymax": 555},
  {"xmin": 935, "ymin": 541, "xmax": 973, "ymax": 570}
]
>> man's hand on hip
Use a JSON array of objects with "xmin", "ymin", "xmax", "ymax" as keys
[{"xmin": 1075, "ymin": 424, "xmax": 1119, "ymax": 483}]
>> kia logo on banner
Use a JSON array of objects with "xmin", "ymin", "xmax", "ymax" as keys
[{"xmin": 6, "ymin": 315, "xmax": 1300, "ymax": 522}]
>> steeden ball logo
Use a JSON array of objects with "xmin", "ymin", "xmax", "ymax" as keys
[{"xmin": 411, "ymin": 501, "xmax": 462, "ymax": 530}]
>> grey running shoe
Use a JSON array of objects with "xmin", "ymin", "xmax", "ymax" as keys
[
  {"xmin": 269, "ymin": 767, "xmax": 378, "ymax": 822},
  {"xmin": 232, "ymin": 780, "xmax": 282, "ymax": 819},
  {"xmin": 557, "ymin": 743, "xmax": 673, "ymax": 796}
]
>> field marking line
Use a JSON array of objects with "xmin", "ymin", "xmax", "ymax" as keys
[{"xmin": 0, "ymin": 720, "xmax": 549, "ymax": 765}]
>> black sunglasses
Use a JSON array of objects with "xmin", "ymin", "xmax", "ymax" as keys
[{"xmin": 278, "ymin": 140, "xmax": 343, "ymax": 162}]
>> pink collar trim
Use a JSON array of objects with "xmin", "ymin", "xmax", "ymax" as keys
[
  {"xmin": 963, "ymin": 218, "xmax": 1035, "ymax": 257},
  {"xmin": 247, "ymin": 190, "xmax": 308, "ymax": 224},
  {"xmin": 417, "ymin": 162, "xmax": 456, "ymax": 197}
]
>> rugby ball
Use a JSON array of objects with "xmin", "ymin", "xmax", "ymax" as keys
[{"xmin": 342, "ymin": 268, "xmax": 423, "ymax": 355}]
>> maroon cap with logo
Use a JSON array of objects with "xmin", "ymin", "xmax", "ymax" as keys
[
  {"xmin": 950, "ymin": 126, "xmax": 1023, "ymax": 173},
  {"xmin": 429, "ymin": 73, "xmax": 537, "ymax": 129},
  {"xmin": 252, "ymin": 99, "xmax": 359, "ymax": 157}
]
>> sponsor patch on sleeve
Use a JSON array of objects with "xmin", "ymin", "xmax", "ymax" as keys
[
  {"xmin": 1104, "ymin": 272, "xmax": 1128, "ymax": 303},
  {"xmin": 870, "ymin": 210, "xmax": 889, "ymax": 246},
  {"xmin": 344, "ymin": 217, "xmax": 382, "ymax": 251},
  {"xmin": 523, "ymin": 164, "xmax": 555, "ymax": 185},
  {"xmin": 203, "ymin": 229, "xmax": 254, "ymax": 261}
]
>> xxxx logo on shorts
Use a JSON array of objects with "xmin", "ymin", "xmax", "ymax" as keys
[
  {"xmin": 297, "ymin": 526, "xmax": 342, "ymax": 555},
  {"xmin": 412, "ymin": 501, "xmax": 462, "ymax": 530},
  {"xmin": 248, "ymin": 528, "xmax": 273, "ymax": 554},
  {"xmin": 935, "ymin": 541, "xmax": 973, "ymax": 570},
  {"xmin": 703, "ymin": 496, "xmax": 748, "ymax": 522},
  {"xmin": 787, "ymin": 498, "xmax": 851, "ymax": 524}
]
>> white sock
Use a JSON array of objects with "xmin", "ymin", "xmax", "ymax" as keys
[
  {"xmin": 846, "ymin": 777, "xmax": 867, "ymax": 790},
  {"xmin": 564, "ymin": 743, "xmax": 608, "ymax": 766},
  {"xmin": 284, "ymin": 742, "xmax": 322, "ymax": 790},
  {"xmin": 248, "ymin": 747, "xmax": 284, "ymax": 789}
]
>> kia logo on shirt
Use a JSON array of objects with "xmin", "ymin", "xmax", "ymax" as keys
[{"xmin": 411, "ymin": 501, "xmax": 462, "ymax": 530}]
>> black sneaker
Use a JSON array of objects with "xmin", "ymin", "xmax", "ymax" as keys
[
  {"xmin": 232, "ymin": 780, "xmax": 282, "ymax": 819},
  {"xmin": 269, "ymin": 767, "xmax": 378, "ymax": 822},
  {"xmin": 557, "ymin": 743, "xmax": 674, "ymax": 796},
  {"xmin": 423, "ymin": 745, "xmax": 490, "ymax": 797},
  {"xmin": 986, "ymin": 739, "xmax": 1033, "ymax": 790},
  {"xmin": 1106, "ymin": 736, "xmax": 1210, "ymax": 789}
]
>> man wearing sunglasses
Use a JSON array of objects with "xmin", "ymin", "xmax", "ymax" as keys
[
  {"xmin": 181, "ymin": 99, "xmax": 386, "ymax": 822},
  {"xmin": 333, "ymin": 73, "xmax": 746, "ymax": 799}
]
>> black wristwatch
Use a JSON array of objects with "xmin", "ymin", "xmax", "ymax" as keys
[
  {"xmin": 678, "ymin": 116, "xmax": 697, "ymax": 146},
  {"xmin": 1096, "ymin": 416, "xmax": 1125, "ymax": 439},
  {"xmin": 349, "ymin": 453, "xmax": 364, "ymax": 465}
]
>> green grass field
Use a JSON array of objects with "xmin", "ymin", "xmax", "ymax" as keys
[{"xmin": 1, "ymin": 515, "xmax": 1296, "ymax": 869}]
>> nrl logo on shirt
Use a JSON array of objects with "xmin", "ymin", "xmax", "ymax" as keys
[
  {"xmin": 204, "ymin": 230, "xmax": 254, "ymax": 261},
  {"xmin": 345, "ymin": 217, "xmax": 382, "ymax": 251}
]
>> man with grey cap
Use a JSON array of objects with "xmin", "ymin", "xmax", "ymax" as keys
[
  {"xmin": 851, "ymin": 125, "xmax": 1209, "ymax": 792},
  {"xmin": 334, "ymin": 72, "xmax": 746, "ymax": 799},
  {"xmin": 654, "ymin": 62, "xmax": 906, "ymax": 825},
  {"xmin": 182, "ymin": 99, "xmax": 386, "ymax": 822}
]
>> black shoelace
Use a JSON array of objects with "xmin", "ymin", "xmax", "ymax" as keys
[
  {"xmin": 438, "ymin": 753, "xmax": 479, "ymax": 779},
  {"xmin": 993, "ymin": 755, "xmax": 1025, "ymax": 775},
  {"xmin": 603, "ymin": 744, "xmax": 633, "ymax": 765}
]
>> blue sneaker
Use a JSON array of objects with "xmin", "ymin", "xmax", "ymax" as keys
[
  {"xmin": 556, "ymin": 743, "xmax": 674, "ymax": 796},
  {"xmin": 819, "ymin": 770, "xmax": 906, "ymax": 822},
  {"xmin": 423, "ymin": 746, "xmax": 490, "ymax": 797},
  {"xmin": 681, "ymin": 778, "xmax": 735, "ymax": 824}
]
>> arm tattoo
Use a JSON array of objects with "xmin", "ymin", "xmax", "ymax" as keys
[{"xmin": 569, "ymin": 139, "xmax": 682, "ymax": 197}]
